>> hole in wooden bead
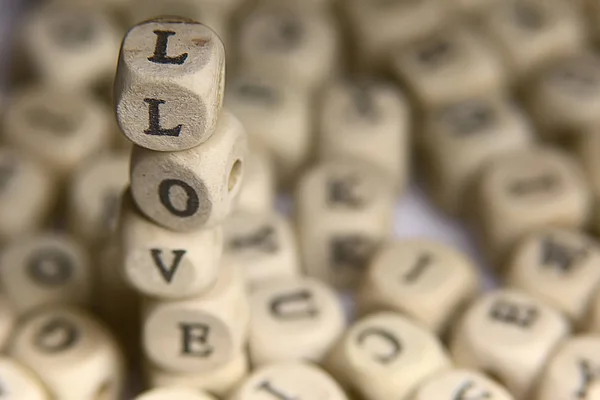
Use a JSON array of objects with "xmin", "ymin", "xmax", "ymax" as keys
[{"xmin": 228, "ymin": 159, "xmax": 242, "ymax": 192}]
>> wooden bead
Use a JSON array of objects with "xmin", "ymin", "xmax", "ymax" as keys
[
  {"xmin": 296, "ymin": 159, "xmax": 395, "ymax": 289},
  {"xmin": 114, "ymin": 17, "xmax": 225, "ymax": 151},
  {"xmin": 224, "ymin": 211, "xmax": 300, "ymax": 289},
  {"xmin": 235, "ymin": 146, "xmax": 275, "ymax": 214},
  {"xmin": 358, "ymin": 239, "xmax": 479, "ymax": 334},
  {"xmin": 142, "ymin": 258, "xmax": 249, "ymax": 373},
  {"xmin": 236, "ymin": 2, "xmax": 339, "ymax": 92},
  {"xmin": 0, "ymin": 357, "xmax": 49, "ymax": 400},
  {"xmin": 483, "ymin": 0, "xmax": 585, "ymax": 82},
  {"xmin": 392, "ymin": 26, "xmax": 505, "ymax": 110},
  {"xmin": 230, "ymin": 361, "xmax": 348, "ymax": 400},
  {"xmin": 119, "ymin": 189, "xmax": 223, "ymax": 299},
  {"xmin": 10, "ymin": 307, "xmax": 125, "ymax": 400},
  {"xmin": 535, "ymin": 335, "xmax": 600, "ymax": 400},
  {"xmin": 136, "ymin": 388, "xmax": 217, "ymax": 400},
  {"xmin": 422, "ymin": 94, "xmax": 534, "ymax": 216},
  {"xmin": 146, "ymin": 350, "xmax": 249, "ymax": 398},
  {"xmin": 527, "ymin": 52, "xmax": 600, "ymax": 139},
  {"xmin": 248, "ymin": 277, "xmax": 344, "ymax": 366},
  {"xmin": 19, "ymin": 2, "xmax": 121, "ymax": 92},
  {"xmin": 318, "ymin": 79, "xmax": 411, "ymax": 189},
  {"xmin": 0, "ymin": 295, "xmax": 15, "ymax": 351},
  {"xmin": 474, "ymin": 147, "xmax": 591, "ymax": 262},
  {"xmin": 412, "ymin": 369, "xmax": 514, "ymax": 400},
  {"xmin": 343, "ymin": 0, "xmax": 444, "ymax": 69},
  {"xmin": 130, "ymin": 110, "xmax": 247, "ymax": 231},
  {"xmin": 0, "ymin": 232, "xmax": 92, "ymax": 315},
  {"xmin": 506, "ymin": 229, "xmax": 600, "ymax": 327},
  {"xmin": 225, "ymin": 70, "xmax": 311, "ymax": 185},
  {"xmin": 3, "ymin": 87, "xmax": 112, "ymax": 178},
  {"xmin": 325, "ymin": 312, "xmax": 451, "ymax": 400},
  {"xmin": 68, "ymin": 152, "xmax": 129, "ymax": 248},
  {"xmin": 450, "ymin": 289, "xmax": 570, "ymax": 399},
  {"xmin": 0, "ymin": 149, "xmax": 56, "ymax": 241}
]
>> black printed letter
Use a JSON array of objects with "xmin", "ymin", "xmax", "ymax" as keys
[
  {"xmin": 144, "ymin": 98, "xmax": 182, "ymax": 137},
  {"xmin": 148, "ymin": 30, "xmax": 188, "ymax": 65},
  {"xmin": 179, "ymin": 323, "xmax": 213, "ymax": 357},
  {"xmin": 158, "ymin": 179, "xmax": 200, "ymax": 218},
  {"xmin": 356, "ymin": 327, "xmax": 401, "ymax": 364},
  {"xmin": 270, "ymin": 289, "xmax": 319, "ymax": 320},
  {"xmin": 150, "ymin": 249, "xmax": 186, "ymax": 283}
]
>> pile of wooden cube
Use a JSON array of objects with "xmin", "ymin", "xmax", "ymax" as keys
[{"xmin": 1, "ymin": 0, "xmax": 600, "ymax": 399}]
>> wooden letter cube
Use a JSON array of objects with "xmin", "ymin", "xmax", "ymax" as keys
[
  {"xmin": 130, "ymin": 110, "xmax": 247, "ymax": 231},
  {"xmin": 3, "ymin": 87, "xmax": 112, "ymax": 177},
  {"xmin": 507, "ymin": 229, "xmax": 600, "ymax": 327},
  {"xmin": 318, "ymin": 79, "xmax": 411, "ymax": 189},
  {"xmin": 474, "ymin": 147, "xmax": 591, "ymax": 261},
  {"xmin": 142, "ymin": 259, "xmax": 249, "ymax": 373},
  {"xmin": 0, "ymin": 357, "xmax": 49, "ymax": 400},
  {"xmin": 0, "ymin": 149, "xmax": 56, "ymax": 241},
  {"xmin": 119, "ymin": 190, "xmax": 223, "ymax": 299},
  {"xmin": 20, "ymin": 2, "xmax": 121, "ymax": 92},
  {"xmin": 412, "ymin": 369, "xmax": 514, "ymax": 400},
  {"xmin": 450, "ymin": 289, "xmax": 570, "ymax": 398},
  {"xmin": 422, "ymin": 94, "xmax": 534, "ymax": 215},
  {"xmin": 9, "ymin": 307, "xmax": 125, "ymax": 400},
  {"xmin": 0, "ymin": 233, "xmax": 92, "ymax": 315},
  {"xmin": 230, "ymin": 362, "xmax": 348, "ymax": 400},
  {"xmin": 236, "ymin": 3, "xmax": 339, "ymax": 92},
  {"xmin": 224, "ymin": 211, "xmax": 300, "ymax": 289},
  {"xmin": 535, "ymin": 335, "xmax": 600, "ymax": 400},
  {"xmin": 483, "ymin": 0, "xmax": 585, "ymax": 81},
  {"xmin": 115, "ymin": 17, "xmax": 225, "ymax": 151},
  {"xmin": 248, "ymin": 277, "xmax": 344, "ymax": 366},
  {"xmin": 68, "ymin": 152, "xmax": 129, "ymax": 248},
  {"xmin": 225, "ymin": 70, "xmax": 310, "ymax": 185},
  {"xmin": 325, "ymin": 312, "xmax": 451, "ymax": 400},
  {"xmin": 392, "ymin": 26, "xmax": 505, "ymax": 110},
  {"xmin": 358, "ymin": 239, "xmax": 479, "ymax": 334},
  {"xmin": 296, "ymin": 159, "xmax": 395, "ymax": 289}
]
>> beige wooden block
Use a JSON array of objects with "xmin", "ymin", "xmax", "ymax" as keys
[
  {"xmin": 136, "ymin": 388, "xmax": 217, "ymax": 400},
  {"xmin": 115, "ymin": 17, "xmax": 225, "ymax": 151},
  {"xmin": 19, "ymin": 1, "xmax": 121, "ymax": 92},
  {"xmin": 230, "ymin": 361, "xmax": 348, "ymax": 400},
  {"xmin": 325, "ymin": 312, "xmax": 451, "ymax": 400},
  {"xmin": 0, "ymin": 357, "xmax": 49, "ymax": 400},
  {"xmin": 224, "ymin": 211, "xmax": 300, "ymax": 289},
  {"xmin": 142, "ymin": 258, "xmax": 249, "ymax": 373},
  {"xmin": 10, "ymin": 307, "xmax": 125, "ymax": 400},
  {"xmin": 225, "ymin": 70, "xmax": 311, "ymax": 185},
  {"xmin": 535, "ymin": 335, "xmax": 600, "ymax": 400},
  {"xmin": 235, "ymin": 146, "xmax": 275, "ymax": 214},
  {"xmin": 318, "ymin": 79, "xmax": 411, "ymax": 190},
  {"xmin": 130, "ymin": 110, "xmax": 247, "ymax": 231},
  {"xmin": 120, "ymin": 190, "xmax": 223, "ymax": 299},
  {"xmin": 0, "ymin": 295, "xmax": 15, "ymax": 351},
  {"xmin": 358, "ymin": 239, "xmax": 479, "ymax": 334},
  {"xmin": 422, "ymin": 94, "xmax": 534, "ymax": 216},
  {"xmin": 450, "ymin": 289, "xmax": 570, "ymax": 399},
  {"xmin": 483, "ymin": 0, "xmax": 585, "ymax": 81},
  {"xmin": 343, "ymin": 0, "xmax": 444, "ymax": 68},
  {"xmin": 575, "ymin": 129, "xmax": 600, "ymax": 234},
  {"xmin": 507, "ymin": 228, "xmax": 600, "ymax": 327},
  {"xmin": 0, "ymin": 232, "xmax": 92, "ymax": 315},
  {"xmin": 0, "ymin": 149, "xmax": 56, "ymax": 242},
  {"xmin": 3, "ymin": 87, "xmax": 112, "ymax": 178},
  {"xmin": 146, "ymin": 350, "xmax": 249, "ymax": 398},
  {"xmin": 136, "ymin": 388, "xmax": 216, "ymax": 400},
  {"xmin": 527, "ymin": 53, "xmax": 600, "ymax": 139},
  {"xmin": 474, "ymin": 147, "xmax": 591, "ymax": 261},
  {"xmin": 68, "ymin": 152, "xmax": 129, "ymax": 248},
  {"xmin": 296, "ymin": 159, "xmax": 395, "ymax": 289},
  {"xmin": 412, "ymin": 369, "xmax": 514, "ymax": 400},
  {"xmin": 236, "ymin": 2, "xmax": 340, "ymax": 93},
  {"xmin": 392, "ymin": 26, "xmax": 505, "ymax": 110},
  {"xmin": 248, "ymin": 277, "xmax": 344, "ymax": 366}
]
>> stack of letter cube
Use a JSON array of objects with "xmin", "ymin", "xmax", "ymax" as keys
[{"xmin": 113, "ymin": 16, "xmax": 248, "ymax": 382}]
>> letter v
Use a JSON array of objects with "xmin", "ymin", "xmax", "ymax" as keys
[{"xmin": 150, "ymin": 249, "xmax": 186, "ymax": 283}]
